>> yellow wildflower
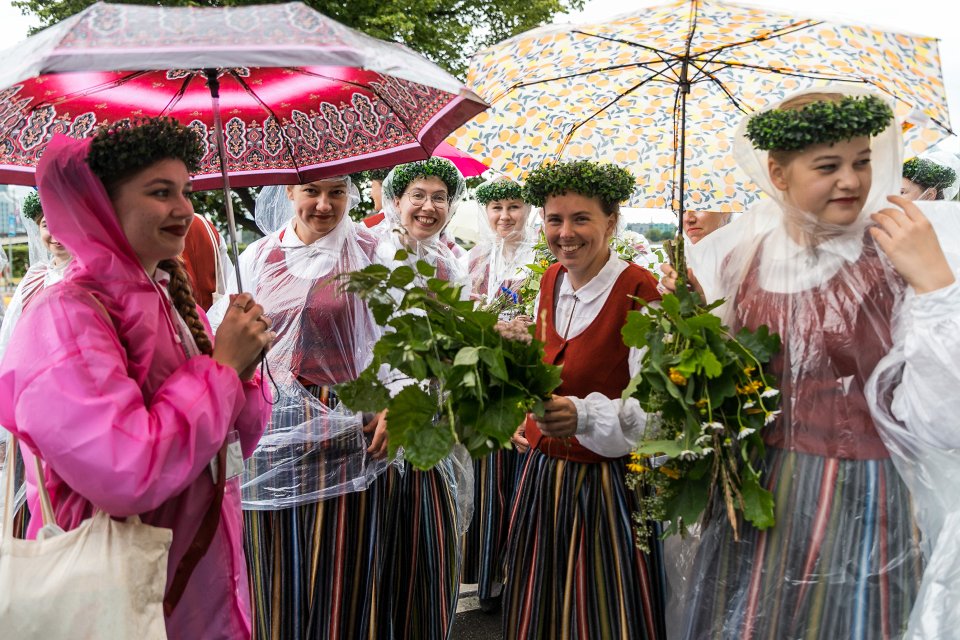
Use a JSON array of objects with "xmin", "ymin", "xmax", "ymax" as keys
[
  {"xmin": 668, "ymin": 368, "xmax": 687, "ymax": 386},
  {"xmin": 743, "ymin": 365, "xmax": 756, "ymax": 376},
  {"xmin": 627, "ymin": 463, "xmax": 649, "ymax": 474}
]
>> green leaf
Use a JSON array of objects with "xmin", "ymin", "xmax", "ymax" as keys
[
  {"xmin": 735, "ymin": 325, "xmax": 781, "ymax": 363},
  {"xmin": 700, "ymin": 350, "xmax": 723, "ymax": 378},
  {"xmin": 479, "ymin": 346, "xmax": 509, "ymax": 381},
  {"xmin": 387, "ymin": 265, "xmax": 416, "ymax": 288},
  {"xmin": 475, "ymin": 392, "xmax": 526, "ymax": 444},
  {"xmin": 393, "ymin": 249, "xmax": 409, "ymax": 262},
  {"xmin": 741, "ymin": 468, "xmax": 776, "ymax": 530},
  {"xmin": 621, "ymin": 310, "xmax": 653, "ymax": 348},
  {"xmin": 662, "ymin": 474, "xmax": 710, "ymax": 535},
  {"xmin": 386, "ymin": 385, "xmax": 450, "ymax": 469},
  {"xmin": 453, "ymin": 346, "xmax": 480, "ymax": 366},
  {"xmin": 335, "ymin": 369, "xmax": 390, "ymax": 413},
  {"xmin": 416, "ymin": 259, "xmax": 437, "ymax": 277},
  {"xmin": 634, "ymin": 439, "xmax": 687, "ymax": 458}
]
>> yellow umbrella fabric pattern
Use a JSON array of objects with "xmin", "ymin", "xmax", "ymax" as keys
[{"xmin": 451, "ymin": 0, "xmax": 951, "ymax": 212}]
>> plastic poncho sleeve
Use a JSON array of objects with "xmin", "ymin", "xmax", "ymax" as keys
[
  {"xmin": 0, "ymin": 287, "xmax": 263, "ymax": 517},
  {"xmin": 890, "ymin": 281, "xmax": 960, "ymax": 449}
]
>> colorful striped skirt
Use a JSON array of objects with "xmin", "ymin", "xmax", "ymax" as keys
[
  {"xmin": 461, "ymin": 449, "xmax": 525, "ymax": 599},
  {"xmin": 244, "ymin": 385, "xmax": 389, "ymax": 640},
  {"xmin": 680, "ymin": 447, "xmax": 923, "ymax": 640},
  {"xmin": 503, "ymin": 449, "xmax": 667, "ymax": 640},
  {"xmin": 378, "ymin": 459, "xmax": 462, "ymax": 640}
]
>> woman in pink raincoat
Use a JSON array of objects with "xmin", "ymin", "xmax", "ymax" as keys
[{"xmin": 0, "ymin": 118, "xmax": 274, "ymax": 639}]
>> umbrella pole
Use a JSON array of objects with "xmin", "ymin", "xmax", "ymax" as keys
[
  {"xmin": 204, "ymin": 68, "xmax": 244, "ymax": 293},
  {"xmin": 674, "ymin": 59, "xmax": 690, "ymax": 281}
]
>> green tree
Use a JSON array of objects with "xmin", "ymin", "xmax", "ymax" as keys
[{"xmin": 15, "ymin": 0, "xmax": 582, "ymax": 237}]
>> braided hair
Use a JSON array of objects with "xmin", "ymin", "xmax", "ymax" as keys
[{"xmin": 158, "ymin": 257, "xmax": 214, "ymax": 356}]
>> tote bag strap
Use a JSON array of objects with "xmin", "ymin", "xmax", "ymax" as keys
[
  {"xmin": 2, "ymin": 437, "xmax": 56, "ymax": 538},
  {"xmin": 163, "ymin": 443, "xmax": 226, "ymax": 616}
]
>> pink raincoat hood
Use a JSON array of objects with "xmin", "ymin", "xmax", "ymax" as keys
[{"xmin": 0, "ymin": 134, "xmax": 269, "ymax": 639}]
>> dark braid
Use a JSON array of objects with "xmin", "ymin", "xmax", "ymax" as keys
[{"xmin": 159, "ymin": 258, "xmax": 214, "ymax": 356}]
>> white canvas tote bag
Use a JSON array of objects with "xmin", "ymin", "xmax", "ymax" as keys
[{"xmin": 0, "ymin": 438, "xmax": 172, "ymax": 639}]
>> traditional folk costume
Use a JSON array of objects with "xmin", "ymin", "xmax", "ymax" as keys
[
  {"xmin": 211, "ymin": 183, "xmax": 389, "ymax": 640},
  {"xmin": 372, "ymin": 158, "xmax": 472, "ymax": 640},
  {"xmin": 461, "ymin": 179, "xmax": 535, "ymax": 607},
  {"xmin": 681, "ymin": 86, "xmax": 960, "ymax": 639},
  {"xmin": 504, "ymin": 251, "xmax": 666, "ymax": 640}
]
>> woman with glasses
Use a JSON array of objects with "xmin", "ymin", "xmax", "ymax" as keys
[{"xmin": 373, "ymin": 158, "xmax": 472, "ymax": 640}]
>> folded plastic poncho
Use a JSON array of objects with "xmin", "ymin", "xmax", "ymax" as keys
[
  {"xmin": 211, "ymin": 179, "xmax": 388, "ymax": 509},
  {"xmin": 679, "ymin": 84, "xmax": 960, "ymax": 640}
]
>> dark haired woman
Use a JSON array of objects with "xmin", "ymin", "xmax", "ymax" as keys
[
  {"xmin": 0, "ymin": 119, "xmax": 274, "ymax": 639},
  {"xmin": 503, "ymin": 160, "xmax": 665, "ymax": 640}
]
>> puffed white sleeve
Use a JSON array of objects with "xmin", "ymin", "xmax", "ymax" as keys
[
  {"xmin": 890, "ymin": 280, "xmax": 960, "ymax": 449},
  {"xmin": 568, "ymin": 345, "xmax": 649, "ymax": 458}
]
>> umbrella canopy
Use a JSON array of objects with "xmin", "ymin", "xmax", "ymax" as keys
[
  {"xmin": 435, "ymin": 141, "xmax": 489, "ymax": 177},
  {"xmin": 450, "ymin": 0, "xmax": 951, "ymax": 212},
  {"xmin": 0, "ymin": 1, "xmax": 487, "ymax": 189}
]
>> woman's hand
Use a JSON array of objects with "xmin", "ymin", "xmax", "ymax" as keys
[
  {"xmin": 535, "ymin": 396, "xmax": 578, "ymax": 438},
  {"xmin": 871, "ymin": 195, "xmax": 956, "ymax": 294},
  {"xmin": 213, "ymin": 293, "xmax": 275, "ymax": 380},
  {"xmin": 364, "ymin": 410, "xmax": 389, "ymax": 459},
  {"xmin": 511, "ymin": 423, "xmax": 529, "ymax": 454},
  {"xmin": 658, "ymin": 263, "xmax": 704, "ymax": 298}
]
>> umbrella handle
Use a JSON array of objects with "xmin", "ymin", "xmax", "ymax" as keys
[{"xmin": 204, "ymin": 68, "xmax": 244, "ymax": 293}]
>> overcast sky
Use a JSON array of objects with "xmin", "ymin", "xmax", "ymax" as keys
[{"xmin": 1, "ymin": 0, "xmax": 957, "ymax": 136}]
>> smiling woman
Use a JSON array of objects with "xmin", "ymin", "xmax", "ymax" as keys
[{"xmin": 0, "ymin": 118, "xmax": 274, "ymax": 640}]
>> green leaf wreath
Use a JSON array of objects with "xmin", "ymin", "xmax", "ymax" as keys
[{"xmin": 335, "ymin": 251, "xmax": 562, "ymax": 469}]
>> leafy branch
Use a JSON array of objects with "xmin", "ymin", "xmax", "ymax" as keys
[{"xmin": 335, "ymin": 251, "xmax": 562, "ymax": 469}]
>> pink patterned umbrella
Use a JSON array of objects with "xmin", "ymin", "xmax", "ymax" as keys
[
  {"xmin": 0, "ymin": 2, "xmax": 486, "ymax": 189},
  {"xmin": 0, "ymin": 2, "xmax": 487, "ymax": 281},
  {"xmin": 434, "ymin": 141, "xmax": 489, "ymax": 177}
]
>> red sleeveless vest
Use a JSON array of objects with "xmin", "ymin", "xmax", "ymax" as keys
[{"xmin": 526, "ymin": 261, "xmax": 660, "ymax": 463}]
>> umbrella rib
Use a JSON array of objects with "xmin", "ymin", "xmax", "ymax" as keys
[
  {"xmin": 27, "ymin": 71, "xmax": 152, "ymax": 109},
  {"xmin": 158, "ymin": 75, "xmax": 194, "ymax": 117},
  {"xmin": 686, "ymin": 59, "xmax": 751, "ymax": 115},
  {"xmin": 696, "ymin": 20, "xmax": 823, "ymax": 57},
  {"xmin": 229, "ymin": 70, "xmax": 304, "ymax": 176},
  {"xmin": 570, "ymin": 29, "xmax": 677, "ymax": 64},
  {"xmin": 487, "ymin": 61, "xmax": 669, "ymax": 103},
  {"xmin": 556, "ymin": 64, "xmax": 681, "ymax": 157}
]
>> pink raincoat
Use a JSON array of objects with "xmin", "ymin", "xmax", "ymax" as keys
[{"xmin": 0, "ymin": 135, "xmax": 270, "ymax": 639}]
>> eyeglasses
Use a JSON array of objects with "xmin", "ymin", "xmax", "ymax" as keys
[{"xmin": 404, "ymin": 191, "xmax": 450, "ymax": 208}]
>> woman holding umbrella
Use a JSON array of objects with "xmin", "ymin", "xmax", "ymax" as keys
[
  {"xmin": 212, "ymin": 176, "xmax": 390, "ymax": 640},
  {"xmin": 661, "ymin": 87, "xmax": 960, "ymax": 638},
  {"xmin": 373, "ymin": 157, "xmax": 471, "ymax": 640},
  {"xmin": 0, "ymin": 118, "xmax": 274, "ymax": 639},
  {"xmin": 504, "ymin": 160, "xmax": 666, "ymax": 640}
]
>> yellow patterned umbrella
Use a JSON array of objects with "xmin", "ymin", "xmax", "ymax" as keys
[{"xmin": 451, "ymin": 0, "xmax": 952, "ymax": 213}]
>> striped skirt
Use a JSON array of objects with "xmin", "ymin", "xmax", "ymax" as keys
[
  {"xmin": 461, "ymin": 449, "xmax": 525, "ymax": 599},
  {"xmin": 680, "ymin": 447, "xmax": 923, "ymax": 640},
  {"xmin": 378, "ymin": 459, "xmax": 462, "ymax": 640},
  {"xmin": 244, "ymin": 385, "xmax": 388, "ymax": 640},
  {"xmin": 503, "ymin": 449, "xmax": 667, "ymax": 640}
]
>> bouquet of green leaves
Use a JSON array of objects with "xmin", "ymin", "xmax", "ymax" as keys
[
  {"xmin": 336, "ymin": 251, "xmax": 562, "ymax": 470},
  {"xmin": 623, "ymin": 278, "xmax": 781, "ymax": 545}
]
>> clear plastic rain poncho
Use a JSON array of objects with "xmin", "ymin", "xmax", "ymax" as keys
[
  {"xmin": 373, "ymin": 159, "xmax": 475, "ymax": 532},
  {"xmin": 677, "ymin": 85, "xmax": 960, "ymax": 640},
  {"xmin": 902, "ymin": 150, "xmax": 960, "ymax": 201},
  {"xmin": 0, "ymin": 209, "xmax": 70, "ymax": 527},
  {"xmin": 209, "ymin": 177, "xmax": 387, "ymax": 509},
  {"xmin": 465, "ymin": 178, "xmax": 535, "ymax": 312}
]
